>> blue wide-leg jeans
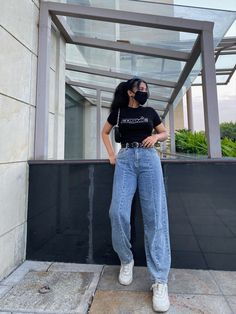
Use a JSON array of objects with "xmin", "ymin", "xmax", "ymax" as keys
[{"xmin": 109, "ymin": 147, "xmax": 171, "ymax": 283}]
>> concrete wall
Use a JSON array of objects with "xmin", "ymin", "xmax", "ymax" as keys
[
  {"xmin": 164, "ymin": 101, "xmax": 185, "ymax": 137},
  {"xmin": 0, "ymin": 0, "xmax": 65, "ymax": 280}
]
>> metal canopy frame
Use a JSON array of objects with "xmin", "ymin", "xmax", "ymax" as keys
[
  {"xmin": 192, "ymin": 36, "xmax": 236, "ymax": 86},
  {"xmin": 35, "ymin": 1, "xmax": 226, "ymax": 160},
  {"xmin": 67, "ymin": 80, "xmax": 169, "ymax": 104}
]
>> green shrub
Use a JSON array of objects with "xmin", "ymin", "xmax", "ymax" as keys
[
  {"xmin": 221, "ymin": 137, "xmax": 236, "ymax": 157},
  {"xmin": 175, "ymin": 128, "xmax": 236, "ymax": 157},
  {"xmin": 220, "ymin": 122, "xmax": 236, "ymax": 142},
  {"xmin": 175, "ymin": 129, "xmax": 207, "ymax": 155}
]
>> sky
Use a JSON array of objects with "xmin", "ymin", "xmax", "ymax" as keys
[{"xmin": 174, "ymin": 0, "xmax": 236, "ymax": 130}]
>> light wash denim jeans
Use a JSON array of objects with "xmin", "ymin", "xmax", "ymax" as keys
[{"xmin": 109, "ymin": 147, "xmax": 171, "ymax": 284}]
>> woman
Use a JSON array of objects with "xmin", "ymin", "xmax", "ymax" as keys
[{"xmin": 101, "ymin": 77, "xmax": 171, "ymax": 313}]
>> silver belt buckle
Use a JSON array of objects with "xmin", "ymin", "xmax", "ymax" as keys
[{"xmin": 133, "ymin": 142, "xmax": 139, "ymax": 148}]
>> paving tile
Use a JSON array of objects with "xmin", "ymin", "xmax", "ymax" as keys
[
  {"xmin": 89, "ymin": 291, "xmax": 232, "ymax": 314},
  {"xmin": 168, "ymin": 294, "xmax": 232, "ymax": 314},
  {"xmin": 12, "ymin": 312, "xmax": 34, "ymax": 314},
  {"xmin": 12, "ymin": 313, "xmax": 49, "ymax": 314},
  {"xmin": 16, "ymin": 261, "xmax": 52, "ymax": 272},
  {"xmin": 168, "ymin": 269, "xmax": 221, "ymax": 295},
  {"xmin": 98, "ymin": 267, "xmax": 222, "ymax": 295},
  {"xmin": 210, "ymin": 270, "xmax": 236, "ymax": 295},
  {"xmin": 89, "ymin": 290, "xmax": 155, "ymax": 314},
  {"xmin": 1, "ymin": 261, "xmax": 52, "ymax": 286},
  {"xmin": 225, "ymin": 296, "xmax": 236, "ymax": 313},
  {"xmin": 48, "ymin": 262, "xmax": 103, "ymax": 273},
  {"xmin": 0, "ymin": 270, "xmax": 98, "ymax": 314},
  {"xmin": 0, "ymin": 286, "xmax": 12, "ymax": 299},
  {"xmin": 97, "ymin": 265, "xmax": 152, "ymax": 292}
]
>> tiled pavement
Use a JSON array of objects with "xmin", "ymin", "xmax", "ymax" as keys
[{"xmin": 0, "ymin": 261, "xmax": 235, "ymax": 313}]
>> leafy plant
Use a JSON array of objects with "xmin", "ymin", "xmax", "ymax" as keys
[
  {"xmin": 175, "ymin": 129, "xmax": 207, "ymax": 155},
  {"xmin": 220, "ymin": 122, "xmax": 236, "ymax": 142},
  {"xmin": 175, "ymin": 128, "xmax": 236, "ymax": 157},
  {"xmin": 221, "ymin": 137, "xmax": 236, "ymax": 157}
]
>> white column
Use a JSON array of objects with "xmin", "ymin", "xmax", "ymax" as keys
[
  {"xmin": 96, "ymin": 89, "xmax": 101, "ymax": 158},
  {"xmin": 201, "ymin": 29, "xmax": 222, "ymax": 158},
  {"xmin": 35, "ymin": 3, "xmax": 51, "ymax": 159},
  {"xmin": 169, "ymin": 104, "xmax": 175, "ymax": 154},
  {"xmin": 186, "ymin": 87, "xmax": 194, "ymax": 131},
  {"xmin": 161, "ymin": 118, "xmax": 167, "ymax": 157}
]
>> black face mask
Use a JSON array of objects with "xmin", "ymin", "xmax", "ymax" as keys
[{"xmin": 134, "ymin": 91, "xmax": 148, "ymax": 105}]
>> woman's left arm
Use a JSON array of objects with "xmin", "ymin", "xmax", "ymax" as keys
[
  {"xmin": 154, "ymin": 123, "xmax": 168, "ymax": 142},
  {"xmin": 142, "ymin": 123, "xmax": 168, "ymax": 147}
]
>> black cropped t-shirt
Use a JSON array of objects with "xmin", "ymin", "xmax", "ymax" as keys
[{"xmin": 107, "ymin": 106, "xmax": 162, "ymax": 143}]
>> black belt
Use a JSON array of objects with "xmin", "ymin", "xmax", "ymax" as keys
[{"xmin": 121, "ymin": 142, "xmax": 144, "ymax": 148}]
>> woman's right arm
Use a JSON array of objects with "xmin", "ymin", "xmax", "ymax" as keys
[{"xmin": 101, "ymin": 121, "xmax": 116, "ymax": 165}]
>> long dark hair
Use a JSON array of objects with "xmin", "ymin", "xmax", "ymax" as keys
[{"xmin": 110, "ymin": 77, "xmax": 149, "ymax": 111}]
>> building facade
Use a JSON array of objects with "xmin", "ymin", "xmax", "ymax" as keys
[{"xmin": 0, "ymin": 0, "xmax": 66, "ymax": 280}]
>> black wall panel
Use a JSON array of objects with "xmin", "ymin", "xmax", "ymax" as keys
[{"xmin": 27, "ymin": 160, "xmax": 236, "ymax": 270}]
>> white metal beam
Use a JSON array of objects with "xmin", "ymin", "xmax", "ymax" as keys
[
  {"xmin": 70, "ymin": 36, "xmax": 190, "ymax": 61},
  {"xmin": 35, "ymin": 2, "xmax": 51, "ymax": 159},
  {"xmin": 66, "ymin": 79, "xmax": 114, "ymax": 93},
  {"xmin": 46, "ymin": 1, "xmax": 213, "ymax": 33},
  {"xmin": 67, "ymin": 79, "xmax": 169, "ymax": 102},
  {"xmin": 66, "ymin": 63, "xmax": 176, "ymax": 88},
  {"xmin": 51, "ymin": 15, "xmax": 74, "ymax": 43}
]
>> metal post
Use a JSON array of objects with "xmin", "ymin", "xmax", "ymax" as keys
[
  {"xmin": 96, "ymin": 89, "xmax": 101, "ymax": 158},
  {"xmin": 161, "ymin": 119, "xmax": 167, "ymax": 157},
  {"xmin": 186, "ymin": 87, "xmax": 194, "ymax": 131},
  {"xmin": 169, "ymin": 104, "xmax": 175, "ymax": 155},
  {"xmin": 53, "ymin": 29, "xmax": 60, "ymax": 159},
  {"xmin": 201, "ymin": 29, "xmax": 222, "ymax": 158},
  {"xmin": 34, "ymin": 3, "xmax": 51, "ymax": 159},
  {"xmin": 131, "ymin": 55, "xmax": 137, "ymax": 73}
]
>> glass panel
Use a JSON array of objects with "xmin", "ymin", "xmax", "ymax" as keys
[
  {"xmin": 66, "ymin": 70, "xmax": 121, "ymax": 89},
  {"xmin": 101, "ymin": 91, "xmax": 113, "ymax": 99},
  {"xmin": 216, "ymin": 75, "xmax": 229, "ymax": 84},
  {"xmin": 67, "ymin": 0, "xmax": 236, "ymax": 47},
  {"xmin": 67, "ymin": 17, "xmax": 197, "ymax": 52},
  {"xmin": 173, "ymin": 55, "xmax": 202, "ymax": 107},
  {"xmin": 65, "ymin": 85, "xmax": 98, "ymax": 159},
  {"xmin": 75, "ymin": 87, "xmax": 97, "ymax": 96},
  {"xmin": 147, "ymin": 99, "xmax": 168, "ymax": 111},
  {"xmin": 215, "ymin": 55, "xmax": 236, "ymax": 69},
  {"xmin": 192, "ymin": 73, "xmax": 232, "ymax": 86},
  {"xmin": 120, "ymin": 53, "xmax": 184, "ymax": 81},
  {"xmin": 85, "ymin": 97, "xmax": 96, "ymax": 104},
  {"xmin": 67, "ymin": 46, "xmax": 184, "ymax": 82},
  {"xmin": 148, "ymin": 85, "xmax": 174, "ymax": 98},
  {"xmin": 102, "ymin": 100, "xmax": 111, "ymax": 110},
  {"xmin": 192, "ymin": 75, "xmax": 202, "ymax": 85}
]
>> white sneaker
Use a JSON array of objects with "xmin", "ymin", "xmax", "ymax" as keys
[
  {"xmin": 151, "ymin": 282, "xmax": 170, "ymax": 312},
  {"xmin": 118, "ymin": 259, "xmax": 134, "ymax": 285}
]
